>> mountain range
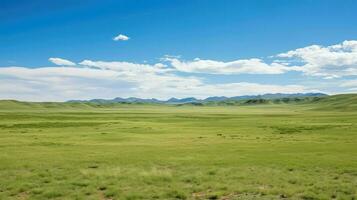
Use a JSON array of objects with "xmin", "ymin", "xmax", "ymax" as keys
[{"xmin": 68, "ymin": 93, "xmax": 327, "ymax": 104}]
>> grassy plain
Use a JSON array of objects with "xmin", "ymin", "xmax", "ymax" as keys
[{"xmin": 0, "ymin": 96, "xmax": 357, "ymax": 199}]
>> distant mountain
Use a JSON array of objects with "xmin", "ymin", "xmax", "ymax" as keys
[
  {"xmin": 223, "ymin": 93, "xmax": 327, "ymax": 101},
  {"xmin": 4, "ymin": 94, "xmax": 357, "ymax": 111},
  {"xmin": 112, "ymin": 97, "xmax": 161, "ymax": 103},
  {"xmin": 67, "ymin": 93, "xmax": 327, "ymax": 104},
  {"xmin": 166, "ymin": 97, "xmax": 198, "ymax": 104}
]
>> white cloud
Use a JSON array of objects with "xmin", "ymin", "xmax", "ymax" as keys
[
  {"xmin": 79, "ymin": 59, "xmax": 170, "ymax": 74},
  {"xmin": 0, "ymin": 66, "xmax": 119, "ymax": 80},
  {"xmin": 7, "ymin": 41, "xmax": 357, "ymax": 101},
  {"xmin": 277, "ymin": 40, "xmax": 357, "ymax": 78},
  {"xmin": 164, "ymin": 57, "xmax": 301, "ymax": 75},
  {"xmin": 49, "ymin": 57, "xmax": 76, "ymax": 66},
  {"xmin": 160, "ymin": 40, "xmax": 357, "ymax": 77},
  {"xmin": 113, "ymin": 34, "xmax": 129, "ymax": 41},
  {"xmin": 0, "ymin": 60, "xmax": 310, "ymax": 101}
]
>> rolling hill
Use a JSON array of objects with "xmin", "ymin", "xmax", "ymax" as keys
[{"xmin": 0, "ymin": 93, "xmax": 356, "ymax": 111}]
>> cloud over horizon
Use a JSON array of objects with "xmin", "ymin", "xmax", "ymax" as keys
[
  {"xmin": 1, "ymin": 40, "xmax": 356, "ymax": 101},
  {"xmin": 0, "ymin": 64, "xmax": 312, "ymax": 101}
]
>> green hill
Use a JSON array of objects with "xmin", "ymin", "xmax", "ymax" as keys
[
  {"xmin": 0, "ymin": 94, "xmax": 356, "ymax": 111},
  {"xmin": 203, "ymin": 94, "xmax": 357, "ymax": 111},
  {"xmin": 304, "ymin": 94, "xmax": 357, "ymax": 111}
]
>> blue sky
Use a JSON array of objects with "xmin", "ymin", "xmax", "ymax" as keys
[{"xmin": 1, "ymin": 0, "xmax": 357, "ymax": 101}]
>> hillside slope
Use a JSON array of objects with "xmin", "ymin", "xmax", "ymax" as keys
[{"xmin": 305, "ymin": 94, "xmax": 357, "ymax": 111}]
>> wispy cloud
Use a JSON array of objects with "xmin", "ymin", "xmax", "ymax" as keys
[
  {"xmin": 340, "ymin": 79, "xmax": 357, "ymax": 88},
  {"xmin": 3, "ymin": 40, "xmax": 356, "ymax": 101},
  {"xmin": 164, "ymin": 57, "xmax": 301, "ymax": 75},
  {"xmin": 49, "ymin": 57, "xmax": 76, "ymax": 66},
  {"xmin": 113, "ymin": 34, "xmax": 130, "ymax": 41},
  {"xmin": 79, "ymin": 59, "xmax": 170, "ymax": 74},
  {"xmin": 0, "ymin": 60, "xmax": 310, "ymax": 101}
]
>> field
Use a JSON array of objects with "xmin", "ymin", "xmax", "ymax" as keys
[{"xmin": 0, "ymin": 96, "xmax": 357, "ymax": 199}]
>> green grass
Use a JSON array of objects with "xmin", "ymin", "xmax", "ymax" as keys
[{"xmin": 0, "ymin": 95, "xmax": 357, "ymax": 199}]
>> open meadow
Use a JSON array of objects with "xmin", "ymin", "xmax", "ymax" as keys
[
  {"xmin": 0, "ymin": 96, "xmax": 357, "ymax": 200},
  {"xmin": 2, "ymin": 1, "xmax": 357, "ymax": 199}
]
